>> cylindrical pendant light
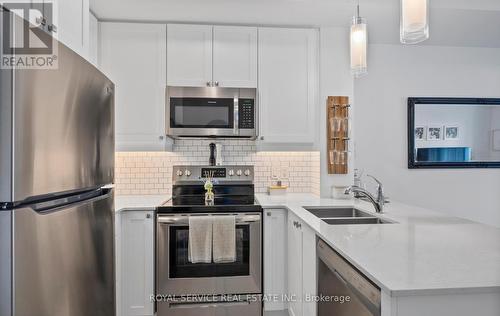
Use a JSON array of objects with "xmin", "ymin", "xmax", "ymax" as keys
[
  {"xmin": 350, "ymin": 4, "xmax": 367, "ymax": 78},
  {"xmin": 400, "ymin": 0, "xmax": 429, "ymax": 44}
]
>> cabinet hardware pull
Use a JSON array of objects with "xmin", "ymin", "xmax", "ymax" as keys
[
  {"xmin": 36, "ymin": 16, "xmax": 46, "ymax": 26},
  {"xmin": 146, "ymin": 214, "xmax": 151, "ymax": 219},
  {"xmin": 48, "ymin": 24, "xmax": 57, "ymax": 33}
]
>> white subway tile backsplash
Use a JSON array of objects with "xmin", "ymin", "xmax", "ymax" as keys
[{"xmin": 115, "ymin": 139, "xmax": 320, "ymax": 196}]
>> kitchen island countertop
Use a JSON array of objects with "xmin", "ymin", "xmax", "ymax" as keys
[{"xmin": 256, "ymin": 193, "xmax": 500, "ymax": 297}]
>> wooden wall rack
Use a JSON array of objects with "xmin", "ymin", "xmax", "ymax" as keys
[{"xmin": 327, "ymin": 96, "xmax": 350, "ymax": 174}]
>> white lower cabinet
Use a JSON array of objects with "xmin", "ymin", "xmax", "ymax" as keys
[
  {"xmin": 116, "ymin": 210, "xmax": 154, "ymax": 316},
  {"xmin": 301, "ymin": 221, "xmax": 317, "ymax": 316},
  {"xmin": 263, "ymin": 208, "xmax": 317, "ymax": 316},
  {"xmin": 287, "ymin": 212, "xmax": 317, "ymax": 316},
  {"xmin": 263, "ymin": 209, "xmax": 287, "ymax": 311}
]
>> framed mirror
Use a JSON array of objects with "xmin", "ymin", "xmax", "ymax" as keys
[{"xmin": 408, "ymin": 97, "xmax": 500, "ymax": 169}]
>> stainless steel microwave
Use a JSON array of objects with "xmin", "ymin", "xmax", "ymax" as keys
[{"xmin": 166, "ymin": 86, "xmax": 257, "ymax": 139}]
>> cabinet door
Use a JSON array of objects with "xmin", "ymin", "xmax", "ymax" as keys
[
  {"xmin": 258, "ymin": 28, "xmax": 318, "ymax": 148},
  {"xmin": 88, "ymin": 12, "xmax": 99, "ymax": 66},
  {"xmin": 302, "ymin": 223, "xmax": 317, "ymax": 316},
  {"xmin": 167, "ymin": 24, "xmax": 212, "ymax": 87},
  {"xmin": 213, "ymin": 26, "xmax": 257, "ymax": 88},
  {"xmin": 53, "ymin": 0, "xmax": 89, "ymax": 58},
  {"xmin": 119, "ymin": 211, "xmax": 154, "ymax": 316},
  {"xmin": 264, "ymin": 209, "xmax": 287, "ymax": 311},
  {"xmin": 100, "ymin": 22, "xmax": 169, "ymax": 151},
  {"xmin": 287, "ymin": 213, "xmax": 303, "ymax": 316}
]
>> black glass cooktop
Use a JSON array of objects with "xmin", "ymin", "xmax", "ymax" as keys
[{"xmin": 157, "ymin": 184, "xmax": 261, "ymax": 213}]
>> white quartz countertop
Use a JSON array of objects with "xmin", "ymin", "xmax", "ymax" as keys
[
  {"xmin": 115, "ymin": 194, "xmax": 170, "ymax": 212},
  {"xmin": 256, "ymin": 193, "xmax": 500, "ymax": 297}
]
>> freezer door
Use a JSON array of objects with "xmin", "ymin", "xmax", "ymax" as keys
[
  {"xmin": 11, "ymin": 36, "xmax": 114, "ymax": 202},
  {"xmin": 12, "ymin": 190, "xmax": 115, "ymax": 316}
]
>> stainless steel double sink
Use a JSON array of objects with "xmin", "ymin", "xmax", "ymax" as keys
[{"xmin": 304, "ymin": 207, "xmax": 395, "ymax": 225}]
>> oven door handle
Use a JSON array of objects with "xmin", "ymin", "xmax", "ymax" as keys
[{"xmin": 158, "ymin": 214, "xmax": 261, "ymax": 224}]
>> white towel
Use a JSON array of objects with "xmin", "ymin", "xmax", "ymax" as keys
[
  {"xmin": 188, "ymin": 216, "xmax": 213, "ymax": 264},
  {"xmin": 212, "ymin": 215, "xmax": 236, "ymax": 263}
]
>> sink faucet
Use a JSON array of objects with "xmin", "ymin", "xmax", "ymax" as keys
[{"xmin": 345, "ymin": 175, "xmax": 386, "ymax": 213}]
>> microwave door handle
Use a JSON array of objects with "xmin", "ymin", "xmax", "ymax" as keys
[{"xmin": 234, "ymin": 97, "xmax": 239, "ymax": 136}]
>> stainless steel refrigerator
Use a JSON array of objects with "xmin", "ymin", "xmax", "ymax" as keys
[{"xmin": 0, "ymin": 22, "xmax": 116, "ymax": 316}]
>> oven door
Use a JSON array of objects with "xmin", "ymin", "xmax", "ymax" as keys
[
  {"xmin": 168, "ymin": 97, "xmax": 238, "ymax": 137},
  {"xmin": 156, "ymin": 213, "xmax": 262, "ymax": 296}
]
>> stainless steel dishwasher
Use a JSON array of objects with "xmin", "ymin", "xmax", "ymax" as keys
[{"xmin": 317, "ymin": 239, "xmax": 381, "ymax": 316}]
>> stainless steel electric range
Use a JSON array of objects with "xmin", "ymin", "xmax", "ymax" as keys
[{"xmin": 156, "ymin": 165, "xmax": 262, "ymax": 316}]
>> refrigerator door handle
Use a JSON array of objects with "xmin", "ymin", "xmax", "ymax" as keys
[{"xmin": 28, "ymin": 188, "xmax": 113, "ymax": 214}]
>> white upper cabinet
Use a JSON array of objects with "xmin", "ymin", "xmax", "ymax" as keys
[
  {"xmin": 100, "ymin": 22, "xmax": 170, "ymax": 151},
  {"xmin": 258, "ymin": 28, "xmax": 318, "ymax": 150},
  {"xmin": 167, "ymin": 24, "xmax": 213, "ymax": 87},
  {"xmin": 88, "ymin": 12, "xmax": 99, "ymax": 66},
  {"xmin": 167, "ymin": 24, "xmax": 258, "ymax": 88},
  {"xmin": 213, "ymin": 26, "xmax": 257, "ymax": 88},
  {"xmin": 54, "ymin": 0, "xmax": 90, "ymax": 58}
]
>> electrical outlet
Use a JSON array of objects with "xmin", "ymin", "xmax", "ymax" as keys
[
  {"xmin": 280, "ymin": 166, "xmax": 289, "ymax": 179},
  {"xmin": 271, "ymin": 166, "xmax": 280, "ymax": 180}
]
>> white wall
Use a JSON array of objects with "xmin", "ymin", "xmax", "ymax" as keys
[
  {"xmin": 319, "ymin": 27, "xmax": 354, "ymax": 197},
  {"xmin": 354, "ymin": 44, "xmax": 500, "ymax": 227}
]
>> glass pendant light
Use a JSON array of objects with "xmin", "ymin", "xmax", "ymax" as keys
[
  {"xmin": 350, "ymin": 3, "xmax": 367, "ymax": 78},
  {"xmin": 400, "ymin": 0, "xmax": 429, "ymax": 44}
]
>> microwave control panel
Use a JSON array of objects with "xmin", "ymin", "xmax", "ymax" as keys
[{"xmin": 239, "ymin": 99, "xmax": 255, "ymax": 129}]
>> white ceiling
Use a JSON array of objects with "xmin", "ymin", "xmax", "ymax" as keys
[{"xmin": 91, "ymin": 0, "xmax": 500, "ymax": 47}]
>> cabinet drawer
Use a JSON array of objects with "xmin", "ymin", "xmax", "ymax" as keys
[{"xmin": 158, "ymin": 299, "xmax": 262, "ymax": 316}]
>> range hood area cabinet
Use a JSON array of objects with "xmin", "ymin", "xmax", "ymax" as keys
[
  {"xmin": 167, "ymin": 24, "xmax": 258, "ymax": 88},
  {"xmin": 99, "ymin": 22, "xmax": 317, "ymax": 151}
]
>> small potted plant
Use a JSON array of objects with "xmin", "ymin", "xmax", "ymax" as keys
[{"xmin": 204, "ymin": 178, "xmax": 214, "ymax": 205}]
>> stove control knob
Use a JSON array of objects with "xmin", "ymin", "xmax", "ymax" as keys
[
  {"xmin": 185, "ymin": 170, "xmax": 191, "ymax": 177},
  {"xmin": 244, "ymin": 169, "xmax": 251, "ymax": 176},
  {"xmin": 176, "ymin": 170, "xmax": 183, "ymax": 176},
  {"xmin": 236, "ymin": 169, "xmax": 242, "ymax": 176},
  {"xmin": 228, "ymin": 169, "xmax": 235, "ymax": 176}
]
